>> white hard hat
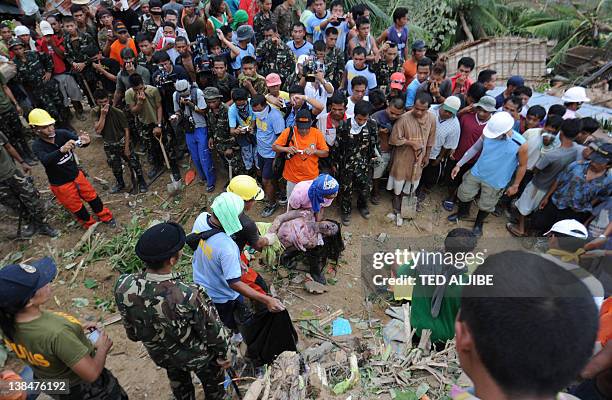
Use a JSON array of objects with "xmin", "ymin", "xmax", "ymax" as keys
[
  {"xmin": 40, "ymin": 21, "xmax": 54, "ymax": 36},
  {"xmin": 14, "ymin": 25, "xmax": 30, "ymax": 36},
  {"xmin": 483, "ymin": 111, "xmax": 514, "ymax": 139},
  {"xmin": 561, "ymin": 86, "xmax": 590, "ymax": 103},
  {"xmin": 544, "ymin": 219, "xmax": 588, "ymax": 239}
]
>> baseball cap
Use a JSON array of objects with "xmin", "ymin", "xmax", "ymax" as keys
[
  {"xmin": 203, "ymin": 86, "xmax": 223, "ymax": 100},
  {"xmin": 474, "ymin": 95, "xmax": 497, "ymax": 112},
  {"xmin": 544, "ymin": 219, "xmax": 588, "ymax": 239},
  {"xmin": 14, "ymin": 26, "xmax": 30, "ymax": 37},
  {"xmin": 507, "ymin": 75, "xmax": 524, "ymax": 87},
  {"xmin": 483, "ymin": 111, "xmax": 514, "ymax": 139},
  {"xmin": 0, "ymin": 257, "xmax": 57, "ymax": 307},
  {"xmin": 411, "ymin": 40, "xmax": 426, "ymax": 51},
  {"xmin": 114, "ymin": 21, "xmax": 128, "ymax": 33},
  {"xmin": 296, "ymin": 109, "xmax": 312, "ymax": 130},
  {"xmin": 587, "ymin": 141, "xmax": 612, "ymax": 164},
  {"xmin": 40, "ymin": 21, "xmax": 54, "ymax": 36},
  {"xmin": 389, "ymin": 72, "xmax": 405, "ymax": 90},
  {"xmin": 443, "ymin": 96, "xmax": 461, "ymax": 115},
  {"xmin": 265, "ymin": 73, "xmax": 282, "ymax": 87},
  {"xmin": 174, "ymin": 79, "xmax": 190, "ymax": 93},
  {"xmin": 120, "ymin": 47, "xmax": 135, "ymax": 59}
]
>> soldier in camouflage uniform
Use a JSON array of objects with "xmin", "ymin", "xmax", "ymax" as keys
[
  {"xmin": 334, "ymin": 100, "xmax": 379, "ymax": 226},
  {"xmin": 271, "ymin": 0, "xmax": 300, "ymax": 41},
  {"xmin": 141, "ymin": 0, "xmax": 164, "ymax": 39},
  {"xmin": 371, "ymin": 43, "xmax": 403, "ymax": 93},
  {"xmin": 253, "ymin": 0, "xmax": 272, "ymax": 44},
  {"xmin": 114, "ymin": 222, "xmax": 231, "ymax": 400},
  {"xmin": 92, "ymin": 89, "xmax": 148, "ymax": 193},
  {"xmin": 204, "ymin": 87, "xmax": 246, "ymax": 178},
  {"xmin": 63, "ymin": 16, "xmax": 100, "ymax": 106},
  {"xmin": 0, "ymin": 131, "xmax": 58, "ymax": 237},
  {"xmin": 256, "ymin": 25, "xmax": 296, "ymax": 85},
  {"xmin": 322, "ymin": 28, "xmax": 346, "ymax": 90},
  {"xmin": 9, "ymin": 39, "xmax": 68, "ymax": 127}
]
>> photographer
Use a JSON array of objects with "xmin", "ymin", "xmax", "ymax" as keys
[
  {"xmin": 171, "ymin": 80, "xmax": 216, "ymax": 192},
  {"xmin": 256, "ymin": 24, "xmax": 295, "ymax": 85},
  {"xmin": 30, "ymin": 108, "xmax": 116, "ymax": 229},
  {"xmin": 112, "ymin": 47, "xmax": 151, "ymax": 107},
  {"xmin": 372, "ymin": 41, "xmax": 403, "ymax": 93},
  {"xmin": 0, "ymin": 257, "xmax": 128, "ymax": 400},
  {"xmin": 305, "ymin": 41, "xmax": 334, "ymax": 106}
]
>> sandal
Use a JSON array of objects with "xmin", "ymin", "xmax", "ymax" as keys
[{"xmin": 506, "ymin": 222, "xmax": 527, "ymax": 237}]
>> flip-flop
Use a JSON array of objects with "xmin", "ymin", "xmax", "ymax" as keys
[
  {"xmin": 442, "ymin": 200, "xmax": 454, "ymax": 211},
  {"xmin": 506, "ymin": 222, "xmax": 527, "ymax": 237}
]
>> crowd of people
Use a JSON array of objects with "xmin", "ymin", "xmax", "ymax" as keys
[{"xmin": 0, "ymin": 0, "xmax": 610, "ymax": 399}]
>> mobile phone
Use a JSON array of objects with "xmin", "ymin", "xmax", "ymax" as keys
[{"xmin": 86, "ymin": 329, "xmax": 100, "ymax": 344}]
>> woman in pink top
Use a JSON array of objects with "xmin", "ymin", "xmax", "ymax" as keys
[
  {"xmin": 269, "ymin": 210, "xmax": 338, "ymax": 252},
  {"xmin": 288, "ymin": 174, "xmax": 339, "ymax": 221}
]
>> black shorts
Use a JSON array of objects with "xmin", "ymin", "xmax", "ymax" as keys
[{"xmin": 257, "ymin": 155, "xmax": 275, "ymax": 180}]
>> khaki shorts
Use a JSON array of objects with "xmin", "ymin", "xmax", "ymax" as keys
[
  {"xmin": 457, "ymin": 170, "xmax": 504, "ymax": 212},
  {"xmin": 373, "ymin": 151, "xmax": 391, "ymax": 179},
  {"xmin": 515, "ymin": 181, "xmax": 547, "ymax": 216}
]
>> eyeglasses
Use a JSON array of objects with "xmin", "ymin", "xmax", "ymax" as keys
[{"xmin": 390, "ymin": 80, "xmax": 404, "ymax": 84}]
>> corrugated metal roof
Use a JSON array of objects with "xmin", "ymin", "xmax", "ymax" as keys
[{"xmin": 490, "ymin": 86, "xmax": 612, "ymax": 122}]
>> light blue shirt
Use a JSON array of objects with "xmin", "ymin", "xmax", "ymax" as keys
[
  {"xmin": 405, "ymin": 78, "xmax": 423, "ymax": 108},
  {"xmin": 228, "ymin": 102, "xmax": 254, "ymax": 147},
  {"xmin": 306, "ymin": 10, "xmax": 330, "ymax": 42},
  {"xmin": 255, "ymin": 106, "xmax": 285, "ymax": 158},
  {"xmin": 471, "ymin": 131, "xmax": 526, "ymax": 189},
  {"xmin": 191, "ymin": 213, "xmax": 242, "ymax": 303},
  {"xmin": 345, "ymin": 60, "xmax": 377, "ymax": 95},
  {"xmin": 333, "ymin": 21, "xmax": 350, "ymax": 52},
  {"xmin": 287, "ymin": 40, "xmax": 314, "ymax": 59},
  {"xmin": 230, "ymin": 43, "xmax": 255, "ymax": 71}
]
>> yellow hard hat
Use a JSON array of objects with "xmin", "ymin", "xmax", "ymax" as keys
[
  {"xmin": 28, "ymin": 108, "xmax": 56, "ymax": 126},
  {"xmin": 227, "ymin": 175, "xmax": 264, "ymax": 201}
]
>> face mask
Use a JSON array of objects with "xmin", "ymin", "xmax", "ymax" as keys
[
  {"xmin": 350, "ymin": 118, "xmax": 366, "ymax": 135},
  {"xmin": 253, "ymin": 106, "xmax": 269, "ymax": 120},
  {"xmin": 237, "ymin": 103, "xmax": 248, "ymax": 112},
  {"xmin": 151, "ymin": 9, "xmax": 162, "ymax": 15}
]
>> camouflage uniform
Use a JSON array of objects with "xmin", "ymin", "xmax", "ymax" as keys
[
  {"xmin": 141, "ymin": 18, "xmax": 161, "ymax": 40},
  {"xmin": 13, "ymin": 51, "xmax": 66, "ymax": 124},
  {"xmin": 372, "ymin": 57, "xmax": 403, "ymax": 94},
  {"xmin": 207, "ymin": 103, "xmax": 246, "ymax": 176},
  {"xmin": 271, "ymin": 3, "xmax": 300, "ymax": 41},
  {"xmin": 64, "ymin": 31, "xmax": 100, "ymax": 105},
  {"xmin": 253, "ymin": 12, "xmax": 272, "ymax": 44},
  {"xmin": 136, "ymin": 52, "xmax": 157, "ymax": 76},
  {"xmin": 334, "ymin": 118, "xmax": 379, "ymax": 215},
  {"xmin": 63, "ymin": 369, "xmax": 128, "ymax": 400},
  {"xmin": 325, "ymin": 47, "xmax": 345, "ymax": 91},
  {"xmin": 283, "ymin": 72, "xmax": 301, "ymax": 92},
  {"xmin": 114, "ymin": 271, "xmax": 230, "ymax": 400},
  {"xmin": 0, "ymin": 169, "xmax": 47, "ymax": 226},
  {"xmin": 237, "ymin": 74, "xmax": 268, "ymax": 96},
  {"xmin": 256, "ymin": 39, "xmax": 296, "ymax": 84}
]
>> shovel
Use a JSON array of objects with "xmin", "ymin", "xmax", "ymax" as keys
[{"xmin": 155, "ymin": 135, "xmax": 183, "ymax": 195}]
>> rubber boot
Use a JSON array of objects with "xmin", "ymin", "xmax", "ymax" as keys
[
  {"xmin": 72, "ymin": 101, "xmax": 86, "ymax": 121},
  {"xmin": 137, "ymin": 174, "xmax": 149, "ymax": 193},
  {"xmin": 35, "ymin": 222, "xmax": 59, "ymax": 237},
  {"xmin": 306, "ymin": 248, "xmax": 327, "ymax": 285},
  {"xmin": 110, "ymin": 176, "xmax": 126, "ymax": 193},
  {"xmin": 448, "ymin": 201, "xmax": 470, "ymax": 222},
  {"xmin": 371, "ymin": 180, "xmax": 381, "ymax": 205},
  {"xmin": 473, "ymin": 210, "xmax": 489, "ymax": 237}
]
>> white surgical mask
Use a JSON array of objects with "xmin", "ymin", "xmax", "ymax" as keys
[
  {"xmin": 350, "ymin": 118, "xmax": 366, "ymax": 135},
  {"xmin": 253, "ymin": 106, "xmax": 269, "ymax": 120}
]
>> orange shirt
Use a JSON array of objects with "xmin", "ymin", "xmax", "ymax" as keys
[
  {"xmin": 403, "ymin": 57, "xmax": 417, "ymax": 87},
  {"xmin": 109, "ymin": 38, "xmax": 138, "ymax": 67},
  {"xmin": 599, "ymin": 297, "xmax": 611, "ymax": 346},
  {"xmin": 274, "ymin": 126, "xmax": 329, "ymax": 183}
]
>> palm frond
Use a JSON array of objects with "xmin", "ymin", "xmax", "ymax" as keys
[{"xmin": 522, "ymin": 19, "xmax": 576, "ymax": 40}]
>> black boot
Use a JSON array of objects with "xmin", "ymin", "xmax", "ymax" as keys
[
  {"xmin": 72, "ymin": 101, "xmax": 86, "ymax": 121},
  {"xmin": 16, "ymin": 140, "xmax": 37, "ymax": 166},
  {"xmin": 147, "ymin": 164, "xmax": 164, "ymax": 181},
  {"xmin": 36, "ymin": 223, "xmax": 59, "ymax": 237},
  {"xmin": 306, "ymin": 251, "xmax": 327, "ymax": 285},
  {"xmin": 473, "ymin": 210, "xmax": 489, "ymax": 237},
  {"xmin": 14, "ymin": 224, "xmax": 36, "ymax": 239},
  {"xmin": 448, "ymin": 201, "xmax": 471, "ymax": 222},
  {"xmin": 110, "ymin": 177, "xmax": 125, "ymax": 193},
  {"xmin": 137, "ymin": 175, "xmax": 149, "ymax": 193}
]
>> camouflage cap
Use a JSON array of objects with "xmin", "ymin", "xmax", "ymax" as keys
[
  {"xmin": 203, "ymin": 87, "xmax": 223, "ymax": 100},
  {"xmin": 8, "ymin": 38, "xmax": 24, "ymax": 49}
]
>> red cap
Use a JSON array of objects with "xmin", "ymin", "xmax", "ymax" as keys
[{"xmin": 390, "ymin": 72, "xmax": 406, "ymax": 90}]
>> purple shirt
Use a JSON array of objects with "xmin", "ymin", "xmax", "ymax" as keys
[{"xmin": 288, "ymin": 180, "xmax": 334, "ymax": 211}]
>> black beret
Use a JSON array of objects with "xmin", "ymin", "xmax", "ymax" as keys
[{"xmin": 135, "ymin": 222, "xmax": 186, "ymax": 263}]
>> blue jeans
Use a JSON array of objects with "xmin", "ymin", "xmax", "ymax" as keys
[{"xmin": 186, "ymin": 127, "xmax": 215, "ymax": 187}]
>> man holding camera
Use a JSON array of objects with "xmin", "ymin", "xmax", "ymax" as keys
[
  {"xmin": 171, "ymin": 80, "xmax": 215, "ymax": 192},
  {"xmin": 30, "ymin": 108, "xmax": 115, "ymax": 229},
  {"xmin": 256, "ymin": 24, "xmax": 296, "ymax": 85}
]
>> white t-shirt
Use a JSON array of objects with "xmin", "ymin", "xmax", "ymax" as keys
[
  {"xmin": 346, "ymin": 95, "xmax": 368, "ymax": 119},
  {"xmin": 305, "ymin": 82, "xmax": 333, "ymax": 108}
]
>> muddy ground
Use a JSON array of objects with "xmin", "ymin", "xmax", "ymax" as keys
[{"xmin": 0, "ymin": 113, "xmax": 524, "ymax": 399}]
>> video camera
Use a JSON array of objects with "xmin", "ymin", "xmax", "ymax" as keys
[
  {"xmin": 302, "ymin": 52, "xmax": 326, "ymax": 83},
  {"xmin": 153, "ymin": 65, "xmax": 174, "ymax": 88},
  {"xmin": 192, "ymin": 34, "xmax": 213, "ymax": 74}
]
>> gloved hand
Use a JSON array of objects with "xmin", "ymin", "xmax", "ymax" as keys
[{"xmin": 263, "ymin": 232, "xmax": 278, "ymax": 246}]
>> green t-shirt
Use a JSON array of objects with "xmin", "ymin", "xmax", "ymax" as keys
[
  {"xmin": 125, "ymin": 85, "xmax": 161, "ymax": 125},
  {"xmin": 0, "ymin": 71, "xmax": 14, "ymax": 114},
  {"xmin": 5, "ymin": 311, "xmax": 94, "ymax": 384},
  {"xmin": 91, "ymin": 105, "xmax": 129, "ymax": 143},
  {"xmin": 0, "ymin": 132, "xmax": 17, "ymax": 181},
  {"xmin": 398, "ymin": 263, "xmax": 464, "ymax": 343}
]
